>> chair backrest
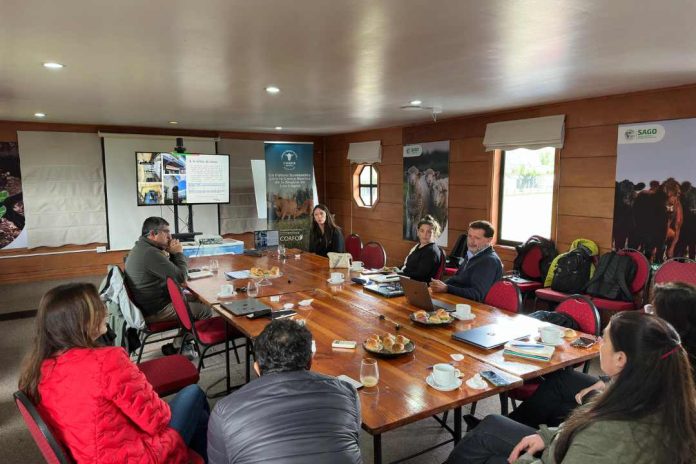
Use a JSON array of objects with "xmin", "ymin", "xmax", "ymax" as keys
[
  {"xmin": 345, "ymin": 233, "xmax": 363, "ymax": 262},
  {"xmin": 654, "ymin": 258, "xmax": 696, "ymax": 286},
  {"xmin": 520, "ymin": 245, "xmax": 544, "ymax": 280},
  {"xmin": 484, "ymin": 280, "xmax": 522, "ymax": 313},
  {"xmin": 618, "ymin": 248, "xmax": 650, "ymax": 294},
  {"xmin": 166, "ymin": 278, "xmax": 194, "ymax": 331},
  {"xmin": 360, "ymin": 241, "xmax": 387, "ymax": 269},
  {"xmin": 13, "ymin": 391, "xmax": 71, "ymax": 464},
  {"xmin": 556, "ymin": 295, "xmax": 601, "ymax": 336},
  {"xmin": 434, "ymin": 248, "xmax": 446, "ymax": 280}
]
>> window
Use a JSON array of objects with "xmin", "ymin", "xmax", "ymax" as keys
[
  {"xmin": 352, "ymin": 164, "xmax": 379, "ymax": 208},
  {"xmin": 497, "ymin": 147, "xmax": 556, "ymax": 244}
]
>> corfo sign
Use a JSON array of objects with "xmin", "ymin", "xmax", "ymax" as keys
[{"xmin": 618, "ymin": 124, "xmax": 665, "ymax": 144}]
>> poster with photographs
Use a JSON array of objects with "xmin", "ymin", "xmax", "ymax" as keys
[
  {"xmin": 403, "ymin": 140, "xmax": 449, "ymax": 246},
  {"xmin": 614, "ymin": 118, "xmax": 696, "ymax": 263},
  {"xmin": 0, "ymin": 142, "xmax": 26, "ymax": 249}
]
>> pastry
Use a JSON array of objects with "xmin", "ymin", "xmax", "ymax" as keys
[
  {"xmin": 413, "ymin": 310, "xmax": 428, "ymax": 319},
  {"xmin": 395, "ymin": 335, "xmax": 410, "ymax": 345},
  {"xmin": 382, "ymin": 338, "xmax": 395, "ymax": 351},
  {"xmin": 391, "ymin": 342, "xmax": 405, "ymax": 353},
  {"xmin": 365, "ymin": 339, "xmax": 383, "ymax": 351},
  {"xmin": 435, "ymin": 308, "xmax": 449, "ymax": 319}
]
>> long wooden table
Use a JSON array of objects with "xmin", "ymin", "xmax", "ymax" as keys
[{"xmin": 187, "ymin": 251, "xmax": 599, "ymax": 463}]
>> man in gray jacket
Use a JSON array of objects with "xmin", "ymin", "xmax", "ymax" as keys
[
  {"xmin": 125, "ymin": 216, "xmax": 211, "ymax": 354},
  {"xmin": 207, "ymin": 319, "xmax": 363, "ymax": 464}
]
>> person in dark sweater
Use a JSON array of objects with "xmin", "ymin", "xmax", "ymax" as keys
[
  {"xmin": 309, "ymin": 204, "xmax": 345, "ymax": 257},
  {"xmin": 400, "ymin": 215, "xmax": 443, "ymax": 282},
  {"xmin": 430, "ymin": 220, "xmax": 502, "ymax": 302},
  {"xmin": 125, "ymin": 217, "xmax": 211, "ymax": 354}
]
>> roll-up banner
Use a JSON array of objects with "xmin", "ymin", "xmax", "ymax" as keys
[{"xmin": 264, "ymin": 142, "xmax": 314, "ymax": 250}]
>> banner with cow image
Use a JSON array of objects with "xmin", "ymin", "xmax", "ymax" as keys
[
  {"xmin": 0, "ymin": 141, "xmax": 26, "ymax": 250},
  {"xmin": 614, "ymin": 119, "xmax": 696, "ymax": 263},
  {"xmin": 403, "ymin": 140, "xmax": 449, "ymax": 246},
  {"xmin": 265, "ymin": 142, "xmax": 314, "ymax": 250}
]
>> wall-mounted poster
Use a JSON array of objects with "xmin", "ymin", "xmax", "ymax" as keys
[
  {"xmin": 614, "ymin": 119, "xmax": 696, "ymax": 263},
  {"xmin": 265, "ymin": 142, "xmax": 314, "ymax": 250},
  {"xmin": 0, "ymin": 142, "xmax": 26, "ymax": 249},
  {"xmin": 403, "ymin": 141, "xmax": 449, "ymax": 246}
]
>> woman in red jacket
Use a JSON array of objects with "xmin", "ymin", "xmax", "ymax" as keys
[{"xmin": 18, "ymin": 283, "xmax": 209, "ymax": 463}]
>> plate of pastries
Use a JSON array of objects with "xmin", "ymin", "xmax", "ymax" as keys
[
  {"xmin": 363, "ymin": 333, "xmax": 415, "ymax": 357},
  {"xmin": 249, "ymin": 266, "xmax": 282, "ymax": 278},
  {"xmin": 410, "ymin": 309, "xmax": 454, "ymax": 326}
]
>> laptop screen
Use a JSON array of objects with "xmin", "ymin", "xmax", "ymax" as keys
[{"xmin": 254, "ymin": 230, "xmax": 279, "ymax": 249}]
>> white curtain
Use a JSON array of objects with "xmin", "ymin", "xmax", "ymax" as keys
[
  {"xmin": 218, "ymin": 139, "xmax": 267, "ymax": 234},
  {"xmin": 17, "ymin": 131, "xmax": 107, "ymax": 248},
  {"xmin": 347, "ymin": 140, "xmax": 382, "ymax": 163},
  {"xmin": 483, "ymin": 115, "xmax": 566, "ymax": 151}
]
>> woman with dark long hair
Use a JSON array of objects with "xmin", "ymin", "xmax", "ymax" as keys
[
  {"xmin": 447, "ymin": 311, "xmax": 696, "ymax": 464},
  {"xmin": 308, "ymin": 204, "xmax": 345, "ymax": 257},
  {"xmin": 400, "ymin": 215, "xmax": 443, "ymax": 282},
  {"xmin": 18, "ymin": 283, "xmax": 210, "ymax": 463}
]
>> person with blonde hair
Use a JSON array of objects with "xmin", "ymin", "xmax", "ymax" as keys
[{"xmin": 18, "ymin": 283, "xmax": 209, "ymax": 463}]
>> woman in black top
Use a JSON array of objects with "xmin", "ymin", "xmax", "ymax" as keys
[
  {"xmin": 400, "ymin": 215, "xmax": 443, "ymax": 282},
  {"xmin": 308, "ymin": 204, "xmax": 345, "ymax": 257}
]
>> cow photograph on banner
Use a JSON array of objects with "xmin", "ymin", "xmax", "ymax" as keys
[
  {"xmin": 613, "ymin": 118, "xmax": 696, "ymax": 263},
  {"xmin": 0, "ymin": 141, "xmax": 26, "ymax": 250},
  {"xmin": 402, "ymin": 140, "xmax": 449, "ymax": 246},
  {"xmin": 265, "ymin": 142, "xmax": 314, "ymax": 250}
]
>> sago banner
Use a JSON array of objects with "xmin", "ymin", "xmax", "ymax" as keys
[{"xmin": 265, "ymin": 142, "xmax": 314, "ymax": 250}]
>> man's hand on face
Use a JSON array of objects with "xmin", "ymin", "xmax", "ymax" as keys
[{"xmin": 168, "ymin": 238, "xmax": 183, "ymax": 254}]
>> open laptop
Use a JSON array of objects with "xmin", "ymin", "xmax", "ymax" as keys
[
  {"xmin": 253, "ymin": 230, "xmax": 279, "ymax": 250},
  {"xmin": 220, "ymin": 298, "xmax": 272, "ymax": 316},
  {"xmin": 399, "ymin": 276, "xmax": 455, "ymax": 312},
  {"xmin": 452, "ymin": 324, "xmax": 533, "ymax": 350},
  {"xmin": 364, "ymin": 281, "xmax": 404, "ymax": 298}
]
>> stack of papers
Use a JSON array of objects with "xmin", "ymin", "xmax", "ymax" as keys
[
  {"xmin": 503, "ymin": 342, "xmax": 555, "ymax": 362},
  {"xmin": 188, "ymin": 270, "xmax": 214, "ymax": 280},
  {"xmin": 369, "ymin": 273, "xmax": 400, "ymax": 283}
]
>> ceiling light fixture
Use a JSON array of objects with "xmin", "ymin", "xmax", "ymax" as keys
[
  {"xmin": 43, "ymin": 62, "xmax": 64, "ymax": 69},
  {"xmin": 265, "ymin": 86, "xmax": 280, "ymax": 94},
  {"xmin": 34, "ymin": 112, "xmax": 46, "ymax": 118},
  {"xmin": 275, "ymin": 126, "xmax": 283, "ymax": 130},
  {"xmin": 399, "ymin": 102, "xmax": 443, "ymax": 122},
  {"xmin": 169, "ymin": 121, "xmax": 178, "ymax": 125},
  {"xmin": 410, "ymin": 100, "xmax": 422, "ymax": 106}
]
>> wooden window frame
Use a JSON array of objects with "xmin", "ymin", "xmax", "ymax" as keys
[{"xmin": 352, "ymin": 164, "xmax": 380, "ymax": 208}]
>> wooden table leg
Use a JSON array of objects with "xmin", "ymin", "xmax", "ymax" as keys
[{"xmin": 373, "ymin": 434, "xmax": 382, "ymax": 464}]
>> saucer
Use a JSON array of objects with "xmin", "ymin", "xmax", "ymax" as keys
[
  {"xmin": 298, "ymin": 299, "xmax": 314, "ymax": 307},
  {"xmin": 351, "ymin": 267, "xmax": 364, "ymax": 273},
  {"xmin": 217, "ymin": 292, "xmax": 237, "ymax": 298},
  {"xmin": 453, "ymin": 313, "xmax": 475, "ymax": 321},
  {"xmin": 283, "ymin": 303, "xmax": 295, "ymax": 309},
  {"xmin": 535, "ymin": 336, "xmax": 564, "ymax": 347},
  {"xmin": 426, "ymin": 374, "xmax": 462, "ymax": 392},
  {"xmin": 327, "ymin": 278, "xmax": 345, "ymax": 285}
]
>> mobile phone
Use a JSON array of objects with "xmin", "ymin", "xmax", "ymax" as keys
[
  {"xmin": 337, "ymin": 374, "xmax": 363, "ymax": 389},
  {"xmin": 571, "ymin": 337, "xmax": 597, "ymax": 348},
  {"xmin": 270, "ymin": 309, "xmax": 297, "ymax": 319},
  {"xmin": 480, "ymin": 370, "xmax": 512, "ymax": 387}
]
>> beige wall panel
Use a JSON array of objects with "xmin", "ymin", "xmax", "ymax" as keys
[
  {"xmin": 448, "ymin": 208, "xmax": 490, "ymax": 230},
  {"xmin": 381, "ymin": 145, "xmax": 404, "ymax": 166},
  {"xmin": 450, "ymin": 161, "xmax": 491, "ymax": 186},
  {"xmin": 560, "ymin": 157, "xmax": 617, "ymax": 187},
  {"xmin": 558, "ymin": 187, "xmax": 615, "ymax": 218},
  {"xmin": 561, "ymin": 126, "xmax": 618, "ymax": 158},
  {"xmin": 451, "ymin": 138, "xmax": 489, "ymax": 162},
  {"xmin": 556, "ymin": 215, "xmax": 612, "ymax": 251},
  {"xmin": 449, "ymin": 185, "xmax": 490, "ymax": 209}
]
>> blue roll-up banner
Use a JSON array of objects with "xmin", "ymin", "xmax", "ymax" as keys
[{"xmin": 264, "ymin": 142, "xmax": 314, "ymax": 250}]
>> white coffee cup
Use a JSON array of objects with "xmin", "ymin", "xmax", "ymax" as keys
[
  {"xmin": 455, "ymin": 304, "xmax": 471, "ymax": 318},
  {"xmin": 432, "ymin": 363, "xmax": 461, "ymax": 387},
  {"xmin": 219, "ymin": 283, "xmax": 235, "ymax": 297},
  {"xmin": 330, "ymin": 272, "xmax": 345, "ymax": 283},
  {"xmin": 540, "ymin": 326, "xmax": 563, "ymax": 345},
  {"xmin": 351, "ymin": 261, "xmax": 364, "ymax": 271}
]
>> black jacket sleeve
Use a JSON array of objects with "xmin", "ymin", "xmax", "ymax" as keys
[{"xmin": 332, "ymin": 229, "xmax": 345, "ymax": 253}]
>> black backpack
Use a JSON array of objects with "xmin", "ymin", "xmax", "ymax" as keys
[
  {"xmin": 551, "ymin": 245, "xmax": 594, "ymax": 294},
  {"xmin": 513, "ymin": 235, "xmax": 557, "ymax": 281},
  {"xmin": 445, "ymin": 233, "xmax": 468, "ymax": 269},
  {"xmin": 584, "ymin": 252, "xmax": 636, "ymax": 301}
]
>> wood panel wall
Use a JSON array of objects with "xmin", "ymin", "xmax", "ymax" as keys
[
  {"xmin": 323, "ymin": 84, "xmax": 696, "ymax": 270},
  {"xmin": 0, "ymin": 120, "xmax": 321, "ymax": 284}
]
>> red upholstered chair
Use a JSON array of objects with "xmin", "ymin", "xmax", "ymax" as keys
[
  {"xmin": 345, "ymin": 233, "xmax": 363, "ymax": 262},
  {"xmin": 434, "ymin": 248, "xmax": 446, "ymax": 280},
  {"xmin": 511, "ymin": 245, "xmax": 544, "ymax": 302},
  {"xmin": 14, "ymin": 391, "xmax": 71, "ymax": 464},
  {"xmin": 360, "ymin": 241, "xmax": 387, "ymax": 269},
  {"xmin": 654, "ymin": 257, "xmax": 696, "ymax": 286},
  {"xmin": 588, "ymin": 248, "xmax": 651, "ymax": 314},
  {"xmin": 484, "ymin": 280, "xmax": 522, "ymax": 313},
  {"xmin": 137, "ymin": 354, "xmax": 200, "ymax": 397},
  {"xmin": 166, "ymin": 278, "xmax": 244, "ymax": 386}
]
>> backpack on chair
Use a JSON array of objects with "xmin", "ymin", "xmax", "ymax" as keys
[
  {"xmin": 551, "ymin": 244, "xmax": 595, "ymax": 294},
  {"xmin": 513, "ymin": 235, "xmax": 557, "ymax": 281},
  {"xmin": 584, "ymin": 251, "xmax": 636, "ymax": 301}
]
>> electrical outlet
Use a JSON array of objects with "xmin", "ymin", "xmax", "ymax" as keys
[{"xmin": 96, "ymin": 246, "xmax": 107, "ymax": 253}]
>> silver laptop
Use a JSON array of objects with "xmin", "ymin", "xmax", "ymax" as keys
[
  {"xmin": 399, "ymin": 276, "xmax": 455, "ymax": 312},
  {"xmin": 452, "ymin": 324, "xmax": 533, "ymax": 350},
  {"xmin": 220, "ymin": 298, "xmax": 272, "ymax": 316}
]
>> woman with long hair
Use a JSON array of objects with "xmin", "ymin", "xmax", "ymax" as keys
[
  {"xmin": 18, "ymin": 283, "xmax": 210, "ymax": 463},
  {"xmin": 447, "ymin": 311, "xmax": 696, "ymax": 464},
  {"xmin": 309, "ymin": 204, "xmax": 345, "ymax": 257},
  {"xmin": 400, "ymin": 215, "xmax": 443, "ymax": 282}
]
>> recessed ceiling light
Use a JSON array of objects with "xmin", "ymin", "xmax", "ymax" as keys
[
  {"xmin": 265, "ymin": 86, "xmax": 280, "ymax": 94},
  {"xmin": 275, "ymin": 126, "xmax": 283, "ymax": 130},
  {"xmin": 34, "ymin": 112, "xmax": 46, "ymax": 118},
  {"xmin": 169, "ymin": 121, "xmax": 178, "ymax": 125},
  {"xmin": 410, "ymin": 100, "xmax": 422, "ymax": 106},
  {"xmin": 43, "ymin": 62, "xmax": 64, "ymax": 69}
]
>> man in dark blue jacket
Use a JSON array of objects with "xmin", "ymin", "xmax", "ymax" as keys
[{"xmin": 430, "ymin": 220, "xmax": 502, "ymax": 302}]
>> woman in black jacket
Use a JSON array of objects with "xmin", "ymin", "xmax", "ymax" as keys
[
  {"xmin": 308, "ymin": 204, "xmax": 345, "ymax": 257},
  {"xmin": 400, "ymin": 215, "xmax": 443, "ymax": 282}
]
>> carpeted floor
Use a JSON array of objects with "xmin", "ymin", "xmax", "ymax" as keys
[{"xmin": 0, "ymin": 276, "xmax": 597, "ymax": 463}]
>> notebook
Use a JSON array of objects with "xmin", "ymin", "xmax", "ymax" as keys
[
  {"xmin": 502, "ymin": 341, "xmax": 555, "ymax": 362},
  {"xmin": 452, "ymin": 324, "xmax": 533, "ymax": 350},
  {"xmin": 399, "ymin": 276, "xmax": 454, "ymax": 312}
]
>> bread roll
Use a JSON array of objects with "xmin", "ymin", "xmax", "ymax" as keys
[
  {"xmin": 382, "ymin": 338, "xmax": 395, "ymax": 351},
  {"xmin": 413, "ymin": 310, "xmax": 428, "ymax": 319},
  {"xmin": 395, "ymin": 335, "xmax": 409, "ymax": 345},
  {"xmin": 392, "ymin": 342, "xmax": 405, "ymax": 353},
  {"xmin": 365, "ymin": 339, "xmax": 383, "ymax": 351}
]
